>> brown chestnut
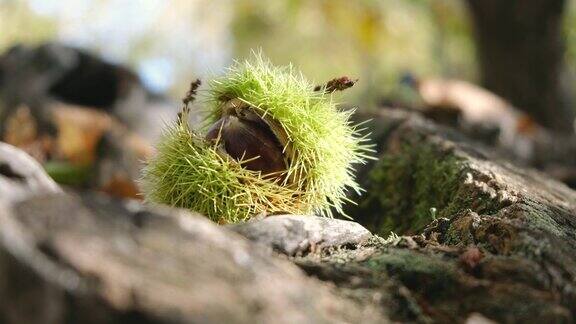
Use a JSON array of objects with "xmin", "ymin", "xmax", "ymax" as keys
[{"xmin": 205, "ymin": 99, "xmax": 287, "ymax": 179}]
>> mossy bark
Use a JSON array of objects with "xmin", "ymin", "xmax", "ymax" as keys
[
  {"xmin": 332, "ymin": 109, "xmax": 576, "ymax": 322},
  {"xmin": 349, "ymin": 121, "xmax": 514, "ymax": 236},
  {"xmin": 1, "ymin": 110, "xmax": 576, "ymax": 323}
]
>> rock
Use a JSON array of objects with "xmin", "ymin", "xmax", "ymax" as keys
[
  {"xmin": 228, "ymin": 215, "xmax": 372, "ymax": 256},
  {"xmin": 465, "ymin": 313, "xmax": 498, "ymax": 324},
  {"xmin": 0, "ymin": 43, "xmax": 178, "ymax": 143},
  {"xmin": 0, "ymin": 43, "xmax": 168, "ymax": 198},
  {"xmin": 0, "ymin": 142, "xmax": 61, "ymax": 204},
  {"xmin": 0, "ymin": 190, "xmax": 383, "ymax": 323}
]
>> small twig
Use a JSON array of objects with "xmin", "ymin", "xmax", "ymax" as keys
[
  {"xmin": 179, "ymin": 79, "xmax": 202, "ymax": 123},
  {"xmin": 314, "ymin": 76, "xmax": 358, "ymax": 94},
  {"xmin": 182, "ymin": 79, "xmax": 202, "ymax": 106}
]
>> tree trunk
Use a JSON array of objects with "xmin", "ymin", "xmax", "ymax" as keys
[
  {"xmin": 466, "ymin": 0, "xmax": 574, "ymax": 133},
  {"xmin": 1, "ymin": 106, "xmax": 576, "ymax": 323}
]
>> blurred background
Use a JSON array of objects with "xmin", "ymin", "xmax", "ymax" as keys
[
  {"xmin": 4, "ymin": 0, "xmax": 576, "ymax": 123},
  {"xmin": 0, "ymin": 0, "xmax": 480, "ymax": 104},
  {"xmin": 2, "ymin": 0, "xmax": 576, "ymax": 196}
]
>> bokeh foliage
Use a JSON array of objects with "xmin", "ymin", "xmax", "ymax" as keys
[{"xmin": 1, "ymin": 0, "xmax": 575, "ymax": 110}]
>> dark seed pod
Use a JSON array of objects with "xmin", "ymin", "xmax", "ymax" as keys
[{"xmin": 206, "ymin": 99, "xmax": 287, "ymax": 178}]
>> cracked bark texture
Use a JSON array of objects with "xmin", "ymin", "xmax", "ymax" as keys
[
  {"xmin": 343, "ymin": 109, "xmax": 576, "ymax": 322},
  {"xmin": 1, "ymin": 106, "xmax": 576, "ymax": 323}
]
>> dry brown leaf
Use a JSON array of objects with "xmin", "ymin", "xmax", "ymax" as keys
[
  {"xmin": 4, "ymin": 105, "xmax": 37, "ymax": 146},
  {"xmin": 100, "ymin": 173, "xmax": 141, "ymax": 200},
  {"xmin": 3, "ymin": 105, "xmax": 54, "ymax": 162},
  {"xmin": 51, "ymin": 104, "xmax": 113, "ymax": 165},
  {"xmin": 415, "ymin": 78, "xmax": 545, "ymax": 159}
]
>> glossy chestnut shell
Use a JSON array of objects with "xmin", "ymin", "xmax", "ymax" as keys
[{"xmin": 205, "ymin": 99, "xmax": 288, "ymax": 179}]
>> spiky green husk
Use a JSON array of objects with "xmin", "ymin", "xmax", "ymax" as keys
[
  {"xmin": 142, "ymin": 55, "xmax": 371, "ymax": 222},
  {"xmin": 140, "ymin": 120, "xmax": 304, "ymax": 222}
]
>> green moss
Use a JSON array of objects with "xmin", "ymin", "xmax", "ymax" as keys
[
  {"xmin": 358, "ymin": 141, "xmax": 462, "ymax": 234},
  {"xmin": 44, "ymin": 161, "xmax": 92, "ymax": 186},
  {"xmin": 365, "ymin": 249, "xmax": 459, "ymax": 296},
  {"xmin": 356, "ymin": 138, "xmax": 506, "ymax": 235}
]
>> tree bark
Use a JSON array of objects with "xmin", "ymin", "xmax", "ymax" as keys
[
  {"xmin": 466, "ymin": 0, "xmax": 574, "ymax": 133},
  {"xmin": 1, "ymin": 106, "xmax": 576, "ymax": 323},
  {"xmin": 344, "ymin": 109, "xmax": 576, "ymax": 322}
]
